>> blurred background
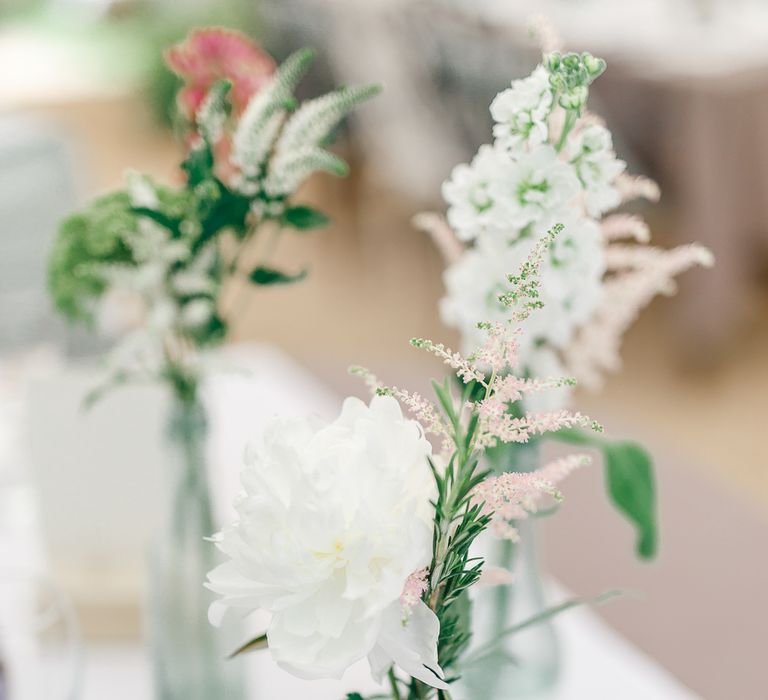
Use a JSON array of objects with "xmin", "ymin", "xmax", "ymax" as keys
[{"xmin": 1, "ymin": 0, "xmax": 767, "ymax": 698}]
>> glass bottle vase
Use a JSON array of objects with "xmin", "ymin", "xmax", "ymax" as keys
[
  {"xmin": 147, "ymin": 395, "xmax": 245, "ymax": 700},
  {"xmin": 459, "ymin": 439, "xmax": 559, "ymax": 699}
]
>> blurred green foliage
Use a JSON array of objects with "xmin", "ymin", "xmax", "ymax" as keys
[{"xmin": 2, "ymin": 0, "xmax": 265, "ymax": 129}]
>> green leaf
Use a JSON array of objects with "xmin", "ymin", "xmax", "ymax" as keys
[
  {"xmin": 130, "ymin": 206, "xmax": 180, "ymax": 236},
  {"xmin": 81, "ymin": 371, "xmax": 132, "ymax": 411},
  {"xmin": 249, "ymin": 265, "xmax": 308, "ymax": 286},
  {"xmin": 181, "ymin": 142, "xmax": 214, "ymax": 187},
  {"xmin": 197, "ymin": 79, "xmax": 232, "ymax": 144},
  {"xmin": 282, "ymin": 205, "xmax": 330, "ymax": 230},
  {"xmin": 228, "ymin": 633, "xmax": 268, "ymax": 658},
  {"xmin": 604, "ymin": 442, "xmax": 657, "ymax": 559},
  {"xmin": 197, "ymin": 184, "xmax": 251, "ymax": 247},
  {"xmin": 553, "ymin": 429, "xmax": 657, "ymax": 559}
]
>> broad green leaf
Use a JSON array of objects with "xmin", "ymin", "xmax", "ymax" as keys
[
  {"xmin": 249, "ymin": 265, "xmax": 307, "ymax": 286},
  {"xmin": 282, "ymin": 205, "xmax": 330, "ymax": 230},
  {"xmin": 553, "ymin": 428, "xmax": 657, "ymax": 559},
  {"xmin": 603, "ymin": 441, "xmax": 657, "ymax": 559},
  {"xmin": 229, "ymin": 633, "xmax": 267, "ymax": 658}
]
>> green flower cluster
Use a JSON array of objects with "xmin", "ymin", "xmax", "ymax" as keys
[
  {"xmin": 545, "ymin": 51, "xmax": 606, "ymax": 113},
  {"xmin": 48, "ymin": 191, "xmax": 137, "ymax": 323}
]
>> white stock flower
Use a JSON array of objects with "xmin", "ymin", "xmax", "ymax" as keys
[
  {"xmin": 440, "ymin": 211, "xmax": 605, "ymax": 376},
  {"xmin": 180, "ymin": 298, "xmax": 214, "ymax": 328},
  {"xmin": 442, "ymin": 144, "xmax": 515, "ymax": 242},
  {"xmin": 488, "ymin": 145, "xmax": 581, "ymax": 230},
  {"xmin": 95, "ymin": 286, "xmax": 147, "ymax": 337},
  {"xmin": 206, "ymin": 395, "xmax": 449, "ymax": 689},
  {"xmin": 567, "ymin": 124, "xmax": 626, "ymax": 216},
  {"xmin": 490, "ymin": 65, "xmax": 553, "ymax": 152},
  {"xmin": 523, "ymin": 346, "xmax": 574, "ymax": 412}
]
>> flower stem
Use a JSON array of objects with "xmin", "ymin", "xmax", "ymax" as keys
[
  {"xmin": 388, "ymin": 668, "xmax": 403, "ymax": 700},
  {"xmin": 555, "ymin": 110, "xmax": 577, "ymax": 153}
]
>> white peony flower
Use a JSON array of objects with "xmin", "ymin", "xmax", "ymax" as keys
[
  {"xmin": 488, "ymin": 145, "xmax": 581, "ymax": 230},
  {"xmin": 442, "ymin": 144, "xmax": 515, "ymax": 242},
  {"xmin": 440, "ymin": 210, "xmax": 605, "ymax": 379},
  {"xmin": 490, "ymin": 65, "xmax": 553, "ymax": 152},
  {"xmin": 206, "ymin": 395, "xmax": 449, "ymax": 689},
  {"xmin": 567, "ymin": 124, "xmax": 626, "ymax": 217}
]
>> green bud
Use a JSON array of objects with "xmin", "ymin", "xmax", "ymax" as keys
[
  {"xmin": 559, "ymin": 85, "xmax": 588, "ymax": 111},
  {"xmin": 582, "ymin": 52, "xmax": 606, "ymax": 79},
  {"xmin": 545, "ymin": 50, "xmax": 606, "ymax": 114},
  {"xmin": 544, "ymin": 51, "xmax": 562, "ymax": 72}
]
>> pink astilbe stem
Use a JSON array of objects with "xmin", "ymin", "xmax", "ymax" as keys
[
  {"xmin": 475, "ymin": 398, "xmax": 600, "ymax": 447},
  {"xmin": 601, "ymin": 214, "xmax": 651, "ymax": 243},
  {"xmin": 400, "ymin": 567, "xmax": 429, "ymax": 614},
  {"xmin": 411, "ymin": 338, "xmax": 485, "ymax": 384},
  {"xmin": 388, "ymin": 387, "xmax": 453, "ymax": 450},
  {"xmin": 348, "ymin": 365, "xmax": 383, "ymax": 393},
  {"xmin": 498, "ymin": 224, "xmax": 563, "ymax": 322},
  {"xmin": 471, "ymin": 322, "xmax": 521, "ymax": 375},
  {"xmin": 413, "ymin": 212, "xmax": 465, "ymax": 265},
  {"xmin": 472, "ymin": 454, "xmax": 589, "ymax": 540},
  {"xmin": 349, "ymin": 366, "xmax": 452, "ymax": 448},
  {"xmin": 564, "ymin": 243, "xmax": 714, "ymax": 388},
  {"xmin": 615, "ymin": 173, "xmax": 661, "ymax": 204}
]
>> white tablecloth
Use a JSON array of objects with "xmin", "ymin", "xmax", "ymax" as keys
[{"xmin": 80, "ymin": 594, "xmax": 699, "ymax": 700}]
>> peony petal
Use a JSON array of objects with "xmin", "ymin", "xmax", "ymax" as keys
[
  {"xmin": 368, "ymin": 601, "xmax": 449, "ymax": 690},
  {"xmin": 208, "ymin": 599, "xmax": 230, "ymax": 627}
]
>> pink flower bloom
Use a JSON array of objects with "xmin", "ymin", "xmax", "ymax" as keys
[{"xmin": 166, "ymin": 27, "xmax": 276, "ymax": 120}]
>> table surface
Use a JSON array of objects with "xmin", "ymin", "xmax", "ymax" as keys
[
  {"xmin": 81, "ymin": 586, "xmax": 699, "ymax": 700},
  {"xmin": 17, "ymin": 345, "xmax": 701, "ymax": 699}
]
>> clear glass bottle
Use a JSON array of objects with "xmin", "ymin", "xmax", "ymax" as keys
[
  {"xmin": 147, "ymin": 395, "xmax": 245, "ymax": 700},
  {"xmin": 459, "ymin": 439, "xmax": 559, "ymax": 699}
]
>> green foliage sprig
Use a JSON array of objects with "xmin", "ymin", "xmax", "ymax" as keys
[{"xmin": 48, "ymin": 40, "xmax": 379, "ymax": 403}]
